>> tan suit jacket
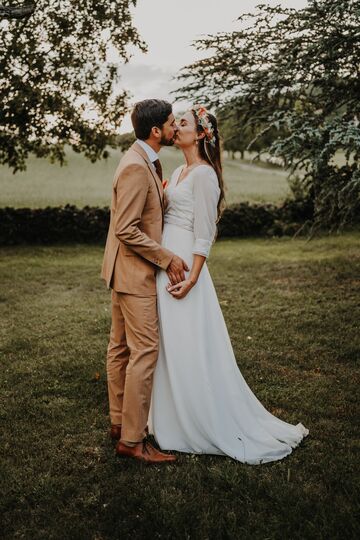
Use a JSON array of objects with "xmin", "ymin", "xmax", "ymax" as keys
[{"xmin": 101, "ymin": 142, "xmax": 174, "ymax": 295}]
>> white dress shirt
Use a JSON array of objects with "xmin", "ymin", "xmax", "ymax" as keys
[{"xmin": 136, "ymin": 139, "xmax": 159, "ymax": 170}]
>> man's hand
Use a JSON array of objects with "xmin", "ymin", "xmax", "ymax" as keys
[{"xmin": 166, "ymin": 255, "xmax": 189, "ymax": 285}]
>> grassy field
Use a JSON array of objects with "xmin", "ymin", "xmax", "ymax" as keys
[
  {"xmin": 0, "ymin": 147, "xmax": 290, "ymax": 208},
  {"xmin": 0, "ymin": 233, "xmax": 359, "ymax": 539}
]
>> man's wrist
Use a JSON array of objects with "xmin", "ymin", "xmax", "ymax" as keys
[{"xmin": 166, "ymin": 255, "xmax": 174, "ymax": 271}]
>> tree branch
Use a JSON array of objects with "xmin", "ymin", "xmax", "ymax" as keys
[{"xmin": 0, "ymin": 4, "xmax": 35, "ymax": 19}]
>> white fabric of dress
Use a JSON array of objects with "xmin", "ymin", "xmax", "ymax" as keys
[{"xmin": 148, "ymin": 164, "xmax": 309, "ymax": 464}]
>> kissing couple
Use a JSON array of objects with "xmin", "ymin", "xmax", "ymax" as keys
[{"xmin": 101, "ymin": 99, "xmax": 309, "ymax": 465}]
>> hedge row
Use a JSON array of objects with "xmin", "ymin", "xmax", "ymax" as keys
[{"xmin": 0, "ymin": 199, "xmax": 314, "ymax": 246}]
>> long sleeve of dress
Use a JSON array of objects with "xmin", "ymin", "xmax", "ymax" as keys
[{"xmin": 192, "ymin": 166, "xmax": 220, "ymax": 258}]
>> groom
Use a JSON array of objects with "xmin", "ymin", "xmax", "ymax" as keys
[{"xmin": 101, "ymin": 99, "xmax": 189, "ymax": 464}]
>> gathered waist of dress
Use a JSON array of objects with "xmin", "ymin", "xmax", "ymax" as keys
[{"xmin": 164, "ymin": 215, "xmax": 194, "ymax": 233}]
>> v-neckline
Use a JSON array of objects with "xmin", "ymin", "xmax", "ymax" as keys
[{"xmin": 174, "ymin": 164, "xmax": 208, "ymax": 188}]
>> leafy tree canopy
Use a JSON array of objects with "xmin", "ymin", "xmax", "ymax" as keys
[
  {"xmin": 175, "ymin": 0, "xmax": 360, "ymax": 233},
  {"xmin": 1, "ymin": 0, "xmax": 146, "ymax": 172}
]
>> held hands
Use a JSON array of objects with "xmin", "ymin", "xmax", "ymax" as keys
[
  {"xmin": 166, "ymin": 255, "xmax": 189, "ymax": 285},
  {"xmin": 166, "ymin": 253, "xmax": 202, "ymax": 299},
  {"xmin": 166, "ymin": 278, "xmax": 195, "ymax": 299}
]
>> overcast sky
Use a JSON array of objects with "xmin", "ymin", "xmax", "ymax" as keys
[{"xmin": 118, "ymin": 0, "xmax": 308, "ymax": 132}]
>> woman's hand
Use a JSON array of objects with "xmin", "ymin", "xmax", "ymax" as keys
[{"xmin": 166, "ymin": 279, "xmax": 195, "ymax": 299}]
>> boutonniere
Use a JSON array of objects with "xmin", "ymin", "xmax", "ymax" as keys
[{"xmin": 162, "ymin": 179, "xmax": 169, "ymax": 189}]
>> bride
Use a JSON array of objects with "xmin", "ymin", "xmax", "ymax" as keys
[{"xmin": 148, "ymin": 106, "xmax": 309, "ymax": 464}]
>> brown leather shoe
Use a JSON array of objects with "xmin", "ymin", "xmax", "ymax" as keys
[
  {"xmin": 110, "ymin": 424, "xmax": 149, "ymax": 441},
  {"xmin": 116, "ymin": 439, "xmax": 177, "ymax": 464}
]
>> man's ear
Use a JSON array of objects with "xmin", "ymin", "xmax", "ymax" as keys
[{"xmin": 151, "ymin": 126, "xmax": 161, "ymax": 139}]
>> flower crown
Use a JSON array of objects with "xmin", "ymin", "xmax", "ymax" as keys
[{"xmin": 192, "ymin": 106, "xmax": 216, "ymax": 147}]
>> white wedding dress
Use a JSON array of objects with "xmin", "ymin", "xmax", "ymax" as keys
[{"xmin": 148, "ymin": 164, "xmax": 309, "ymax": 464}]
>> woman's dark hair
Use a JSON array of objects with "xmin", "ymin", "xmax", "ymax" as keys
[
  {"xmin": 131, "ymin": 99, "xmax": 172, "ymax": 140},
  {"xmin": 191, "ymin": 109, "xmax": 226, "ymax": 225}
]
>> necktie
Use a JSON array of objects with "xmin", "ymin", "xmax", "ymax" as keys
[
  {"xmin": 153, "ymin": 159, "xmax": 163, "ymax": 181},
  {"xmin": 153, "ymin": 158, "xmax": 164, "ymax": 227}
]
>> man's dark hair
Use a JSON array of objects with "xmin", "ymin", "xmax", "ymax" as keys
[{"xmin": 131, "ymin": 99, "xmax": 172, "ymax": 140}]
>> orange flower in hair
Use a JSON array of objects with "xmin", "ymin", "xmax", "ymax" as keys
[{"xmin": 192, "ymin": 105, "xmax": 216, "ymax": 147}]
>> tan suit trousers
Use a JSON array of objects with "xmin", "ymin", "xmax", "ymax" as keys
[{"xmin": 106, "ymin": 288, "xmax": 159, "ymax": 444}]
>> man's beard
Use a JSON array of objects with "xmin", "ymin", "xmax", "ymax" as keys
[{"xmin": 160, "ymin": 133, "xmax": 175, "ymax": 146}]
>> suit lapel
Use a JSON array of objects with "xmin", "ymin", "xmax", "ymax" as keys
[{"xmin": 131, "ymin": 142, "xmax": 165, "ymax": 217}]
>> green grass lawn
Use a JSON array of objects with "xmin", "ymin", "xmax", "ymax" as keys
[
  {"xmin": 0, "ymin": 147, "xmax": 290, "ymax": 208},
  {"xmin": 0, "ymin": 233, "xmax": 359, "ymax": 539}
]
